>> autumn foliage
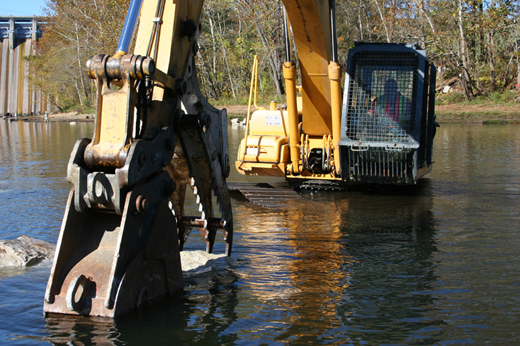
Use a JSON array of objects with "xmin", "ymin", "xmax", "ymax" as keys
[{"xmin": 29, "ymin": 0, "xmax": 520, "ymax": 111}]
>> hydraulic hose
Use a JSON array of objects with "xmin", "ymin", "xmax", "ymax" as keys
[
  {"xmin": 330, "ymin": 0, "xmax": 338, "ymax": 63},
  {"xmin": 283, "ymin": 7, "xmax": 291, "ymax": 63},
  {"xmin": 116, "ymin": 0, "xmax": 144, "ymax": 56}
]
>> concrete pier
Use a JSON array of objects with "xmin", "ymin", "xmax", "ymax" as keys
[{"xmin": 0, "ymin": 16, "xmax": 50, "ymax": 116}]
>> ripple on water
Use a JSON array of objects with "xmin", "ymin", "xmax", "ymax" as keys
[{"xmin": 1, "ymin": 122, "xmax": 520, "ymax": 345}]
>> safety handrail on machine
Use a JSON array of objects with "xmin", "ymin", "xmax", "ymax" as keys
[{"xmin": 239, "ymin": 55, "xmax": 263, "ymax": 165}]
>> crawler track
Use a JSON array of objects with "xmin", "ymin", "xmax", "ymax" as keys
[{"xmin": 227, "ymin": 182, "xmax": 302, "ymax": 209}]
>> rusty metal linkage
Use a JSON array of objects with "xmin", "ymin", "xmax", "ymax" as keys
[{"xmin": 44, "ymin": 0, "xmax": 233, "ymax": 318}]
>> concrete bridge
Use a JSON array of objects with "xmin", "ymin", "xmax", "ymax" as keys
[{"xmin": 0, "ymin": 16, "xmax": 51, "ymax": 116}]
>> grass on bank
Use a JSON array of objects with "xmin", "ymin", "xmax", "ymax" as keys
[
  {"xmin": 435, "ymin": 89, "xmax": 520, "ymax": 122},
  {"xmin": 436, "ymin": 89, "xmax": 520, "ymax": 105}
]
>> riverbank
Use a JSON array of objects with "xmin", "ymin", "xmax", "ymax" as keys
[
  {"xmin": 225, "ymin": 104, "xmax": 520, "ymax": 124},
  {"xmin": 435, "ymin": 104, "xmax": 520, "ymax": 124},
  {"xmin": 3, "ymin": 103, "xmax": 520, "ymax": 124},
  {"xmin": 2, "ymin": 111, "xmax": 94, "ymax": 122}
]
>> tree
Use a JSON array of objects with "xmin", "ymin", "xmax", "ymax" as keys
[
  {"xmin": 27, "ymin": 0, "xmax": 520, "ymax": 108},
  {"xmin": 28, "ymin": 0, "xmax": 129, "ymax": 111}
]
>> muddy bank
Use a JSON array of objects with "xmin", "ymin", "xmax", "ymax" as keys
[
  {"xmin": 4, "ymin": 103, "xmax": 519, "ymax": 123},
  {"xmin": 2, "ymin": 107, "xmax": 247, "ymax": 123},
  {"xmin": 2, "ymin": 111, "xmax": 94, "ymax": 123},
  {"xmin": 435, "ymin": 104, "xmax": 520, "ymax": 123}
]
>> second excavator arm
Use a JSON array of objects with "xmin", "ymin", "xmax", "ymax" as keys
[{"xmin": 237, "ymin": 0, "xmax": 436, "ymax": 188}]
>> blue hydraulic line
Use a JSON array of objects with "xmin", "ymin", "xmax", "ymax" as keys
[
  {"xmin": 116, "ymin": 0, "xmax": 144, "ymax": 55},
  {"xmin": 330, "ymin": 0, "xmax": 338, "ymax": 63},
  {"xmin": 283, "ymin": 7, "xmax": 291, "ymax": 63}
]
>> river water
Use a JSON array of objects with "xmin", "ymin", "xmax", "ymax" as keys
[{"xmin": 0, "ymin": 119, "xmax": 519, "ymax": 345}]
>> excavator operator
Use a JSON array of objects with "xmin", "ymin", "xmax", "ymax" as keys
[{"xmin": 375, "ymin": 78, "xmax": 412, "ymax": 129}]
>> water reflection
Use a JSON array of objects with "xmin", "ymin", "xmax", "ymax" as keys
[
  {"xmin": 333, "ymin": 182, "xmax": 441, "ymax": 344},
  {"xmin": 224, "ymin": 180, "xmax": 440, "ymax": 344},
  {"xmin": 124, "ymin": 287, "xmax": 239, "ymax": 344},
  {"xmin": 271, "ymin": 202, "xmax": 352, "ymax": 344},
  {"xmin": 426, "ymin": 124, "xmax": 520, "ymax": 344},
  {"xmin": 44, "ymin": 316, "xmax": 122, "ymax": 345},
  {"xmin": 0, "ymin": 120, "xmax": 94, "ymax": 242},
  {"xmin": 2, "ymin": 122, "xmax": 520, "ymax": 345}
]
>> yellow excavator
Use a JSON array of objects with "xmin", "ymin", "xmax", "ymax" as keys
[
  {"xmin": 236, "ymin": 4, "xmax": 437, "ymax": 188},
  {"xmin": 43, "ymin": 0, "xmax": 436, "ymax": 318}
]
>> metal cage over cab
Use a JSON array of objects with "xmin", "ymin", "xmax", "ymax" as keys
[{"xmin": 339, "ymin": 43, "xmax": 437, "ymax": 185}]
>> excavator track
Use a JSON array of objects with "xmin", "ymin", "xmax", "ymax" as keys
[
  {"xmin": 228, "ymin": 182, "xmax": 302, "ymax": 209},
  {"xmin": 295, "ymin": 180, "xmax": 348, "ymax": 191}
]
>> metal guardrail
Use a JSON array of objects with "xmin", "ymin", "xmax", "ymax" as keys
[{"xmin": 0, "ymin": 17, "xmax": 42, "ymax": 44}]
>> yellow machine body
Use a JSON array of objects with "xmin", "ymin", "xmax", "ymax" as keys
[
  {"xmin": 236, "ymin": 3, "xmax": 436, "ymax": 188},
  {"xmin": 236, "ymin": 0, "xmax": 345, "ymax": 186}
]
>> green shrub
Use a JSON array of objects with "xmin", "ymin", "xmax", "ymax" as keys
[
  {"xmin": 491, "ymin": 91, "xmax": 502, "ymax": 102},
  {"xmin": 501, "ymin": 91, "xmax": 516, "ymax": 103},
  {"xmin": 438, "ymin": 92, "xmax": 466, "ymax": 104},
  {"xmin": 82, "ymin": 106, "xmax": 96, "ymax": 114}
]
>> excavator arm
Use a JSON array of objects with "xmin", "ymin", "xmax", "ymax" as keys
[
  {"xmin": 44, "ymin": 0, "xmax": 232, "ymax": 318},
  {"xmin": 237, "ymin": 0, "xmax": 343, "ymax": 179}
]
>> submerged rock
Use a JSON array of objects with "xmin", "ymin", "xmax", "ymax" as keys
[
  {"xmin": 180, "ymin": 250, "xmax": 232, "ymax": 274},
  {"xmin": 0, "ymin": 238, "xmax": 236, "ymax": 288},
  {"xmin": 0, "ymin": 236, "xmax": 55, "ymax": 267},
  {"xmin": 180, "ymin": 250, "xmax": 238, "ymax": 292}
]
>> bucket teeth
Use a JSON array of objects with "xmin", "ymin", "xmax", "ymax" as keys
[{"xmin": 174, "ymin": 120, "xmax": 233, "ymax": 256}]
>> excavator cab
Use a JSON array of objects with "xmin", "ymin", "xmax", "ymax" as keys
[{"xmin": 339, "ymin": 43, "xmax": 437, "ymax": 185}]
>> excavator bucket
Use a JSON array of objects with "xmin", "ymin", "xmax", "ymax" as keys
[
  {"xmin": 44, "ymin": 139, "xmax": 183, "ymax": 317},
  {"xmin": 44, "ymin": 186, "xmax": 182, "ymax": 317}
]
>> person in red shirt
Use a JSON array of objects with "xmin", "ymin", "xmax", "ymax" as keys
[{"xmin": 376, "ymin": 78, "xmax": 412, "ymax": 128}]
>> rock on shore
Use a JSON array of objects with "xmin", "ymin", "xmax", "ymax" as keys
[{"xmin": 0, "ymin": 236, "xmax": 55, "ymax": 267}]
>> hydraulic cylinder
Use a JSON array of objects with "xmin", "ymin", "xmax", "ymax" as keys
[{"xmin": 283, "ymin": 62, "xmax": 301, "ymax": 175}]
